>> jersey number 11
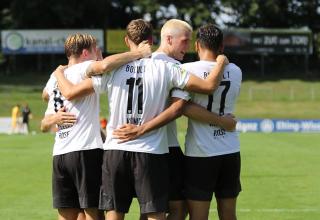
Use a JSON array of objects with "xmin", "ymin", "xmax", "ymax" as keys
[{"xmin": 126, "ymin": 77, "xmax": 143, "ymax": 114}]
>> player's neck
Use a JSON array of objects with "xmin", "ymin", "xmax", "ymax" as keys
[
  {"xmin": 156, "ymin": 46, "xmax": 173, "ymax": 58},
  {"xmin": 68, "ymin": 56, "xmax": 87, "ymax": 66},
  {"xmin": 199, "ymin": 50, "xmax": 217, "ymax": 62}
]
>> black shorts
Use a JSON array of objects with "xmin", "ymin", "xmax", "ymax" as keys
[
  {"xmin": 184, "ymin": 152, "xmax": 241, "ymax": 201},
  {"xmin": 168, "ymin": 147, "xmax": 185, "ymax": 201},
  {"xmin": 99, "ymin": 150, "xmax": 169, "ymax": 214},
  {"xmin": 52, "ymin": 149, "xmax": 103, "ymax": 209}
]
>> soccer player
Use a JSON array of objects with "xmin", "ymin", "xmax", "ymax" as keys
[
  {"xmin": 41, "ymin": 33, "xmax": 151, "ymax": 220},
  {"xmin": 181, "ymin": 24, "xmax": 242, "ymax": 220},
  {"xmin": 151, "ymin": 19, "xmax": 193, "ymax": 220},
  {"xmin": 117, "ymin": 19, "xmax": 236, "ymax": 220},
  {"xmin": 52, "ymin": 19, "xmax": 227, "ymax": 220}
]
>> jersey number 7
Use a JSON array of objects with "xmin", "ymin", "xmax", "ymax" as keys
[{"xmin": 207, "ymin": 81, "xmax": 231, "ymax": 115}]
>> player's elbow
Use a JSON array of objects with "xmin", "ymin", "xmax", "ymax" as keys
[
  {"xmin": 201, "ymin": 85, "xmax": 215, "ymax": 94},
  {"xmin": 171, "ymin": 99, "xmax": 185, "ymax": 118},
  {"xmin": 100, "ymin": 60, "xmax": 112, "ymax": 73},
  {"xmin": 40, "ymin": 121, "xmax": 48, "ymax": 133},
  {"xmin": 173, "ymin": 106, "xmax": 183, "ymax": 118},
  {"xmin": 62, "ymin": 90, "xmax": 76, "ymax": 100}
]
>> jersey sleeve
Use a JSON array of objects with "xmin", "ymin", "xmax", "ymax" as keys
[
  {"xmin": 91, "ymin": 73, "xmax": 111, "ymax": 94},
  {"xmin": 43, "ymin": 73, "xmax": 56, "ymax": 94},
  {"xmin": 44, "ymin": 98, "xmax": 55, "ymax": 116},
  {"xmin": 167, "ymin": 63, "xmax": 190, "ymax": 89},
  {"xmin": 80, "ymin": 60, "xmax": 95, "ymax": 79},
  {"xmin": 171, "ymin": 88, "xmax": 190, "ymax": 101}
]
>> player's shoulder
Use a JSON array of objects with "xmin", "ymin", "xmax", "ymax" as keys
[
  {"xmin": 66, "ymin": 60, "xmax": 94, "ymax": 79},
  {"xmin": 151, "ymin": 52, "xmax": 181, "ymax": 64},
  {"xmin": 226, "ymin": 63, "xmax": 242, "ymax": 73},
  {"xmin": 67, "ymin": 60, "xmax": 93, "ymax": 73},
  {"xmin": 225, "ymin": 63, "xmax": 242, "ymax": 82},
  {"xmin": 45, "ymin": 73, "xmax": 57, "ymax": 89},
  {"xmin": 182, "ymin": 60, "xmax": 214, "ymax": 74}
]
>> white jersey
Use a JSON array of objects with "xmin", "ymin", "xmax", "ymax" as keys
[
  {"xmin": 44, "ymin": 61, "xmax": 103, "ymax": 156},
  {"xmin": 181, "ymin": 61, "xmax": 242, "ymax": 157},
  {"xmin": 92, "ymin": 58, "xmax": 190, "ymax": 154},
  {"xmin": 152, "ymin": 52, "xmax": 190, "ymax": 148}
]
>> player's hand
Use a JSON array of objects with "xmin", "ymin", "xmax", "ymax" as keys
[
  {"xmin": 113, "ymin": 124, "xmax": 144, "ymax": 143},
  {"xmin": 137, "ymin": 40, "xmax": 152, "ymax": 58},
  {"xmin": 216, "ymin": 54, "xmax": 229, "ymax": 65},
  {"xmin": 219, "ymin": 113, "xmax": 237, "ymax": 131},
  {"xmin": 55, "ymin": 107, "xmax": 77, "ymax": 126},
  {"xmin": 54, "ymin": 65, "xmax": 68, "ymax": 77}
]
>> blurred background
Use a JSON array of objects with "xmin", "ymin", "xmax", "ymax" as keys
[{"xmin": 0, "ymin": 1, "xmax": 320, "ymax": 219}]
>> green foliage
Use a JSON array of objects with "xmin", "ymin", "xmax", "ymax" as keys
[
  {"xmin": 1, "ymin": 133, "xmax": 320, "ymax": 219},
  {"xmin": 1, "ymin": 0, "xmax": 319, "ymax": 30}
]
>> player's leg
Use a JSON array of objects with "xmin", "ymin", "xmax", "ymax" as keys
[
  {"xmin": 167, "ymin": 147, "xmax": 187, "ymax": 220},
  {"xmin": 52, "ymin": 154, "xmax": 82, "ymax": 220},
  {"xmin": 134, "ymin": 152, "xmax": 169, "ymax": 220},
  {"xmin": 83, "ymin": 208, "xmax": 104, "ymax": 220},
  {"xmin": 167, "ymin": 200, "xmax": 187, "ymax": 220},
  {"xmin": 184, "ymin": 155, "xmax": 220, "ymax": 220},
  {"xmin": 214, "ymin": 152, "xmax": 241, "ymax": 220},
  {"xmin": 58, "ymin": 208, "xmax": 81, "ymax": 220},
  {"xmin": 73, "ymin": 149, "xmax": 104, "ymax": 220},
  {"xmin": 186, "ymin": 200, "xmax": 210, "ymax": 220},
  {"xmin": 99, "ymin": 150, "xmax": 134, "ymax": 219},
  {"xmin": 216, "ymin": 198, "xmax": 237, "ymax": 220},
  {"xmin": 77, "ymin": 210, "xmax": 86, "ymax": 220},
  {"xmin": 106, "ymin": 210, "xmax": 125, "ymax": 220},
  {"xmin": 146, "ymin": 212, "xmax": 166, "ymax": 220}
]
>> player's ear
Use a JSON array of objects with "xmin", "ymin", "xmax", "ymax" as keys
[
  {"xmin": 124, "ymin": 36, "xmax": 131, "ymax": 48},
  {"xmin": 166, "ymin": 35, "xmax": 173, "ymax": 45},
  {"xmin": 82, "ymin": 49, "xmax": 89, "ymax": 57},
  {"xmin": 195, "ymin": 41, "xmax": 199, "ymax": 53}
]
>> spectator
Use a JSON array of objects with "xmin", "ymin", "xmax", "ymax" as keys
[
  {"xmin": 10, "ymin": 104, "xmax": 20, "ymax": 134},
  {"xmin": 21, "ymin": 103, "xmax": 32, "ymax": 134},
  {"xmin": 100, "ymin": 117, "xmax": 107, "ymax": 142}
]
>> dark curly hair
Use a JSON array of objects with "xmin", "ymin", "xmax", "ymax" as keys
[{"xmin": 196, "ymin": 24, "xmax": 223, "ymax": 54}]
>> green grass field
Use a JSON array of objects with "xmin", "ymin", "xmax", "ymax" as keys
[
  {"xmin": 1, "ymin": 132, "xmax": 320, "ymax": 220},
  {"xmin": 1, "ymin": 75, "xmax": 320, "ymax": 219}
]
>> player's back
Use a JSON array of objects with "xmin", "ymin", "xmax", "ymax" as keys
[
  {"xmin": 181, "ymin": 60, "xmax": 242, "ymax": 157},
  {"xmin": 93, "ymin": 58, "xmax": 189, "ymax": 154},
  {"xmin": 45, "ymin": 61, "xmax": 103, "ymax": 156}
]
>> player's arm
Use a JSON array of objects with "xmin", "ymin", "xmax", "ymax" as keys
[
  {"xmin": 184, "ymin": 55, "xmax": 228, "ymax": 94},
  {"xmin": 40, "ymin": 107, "xmax": 76, "ymax": 132},
  {"xmin": 113, "ymin": 97, "xmax": 186, "ymax": 143},
  {"xmin": 54, "ymin": 66, "xmax": 94, "ymax": 100},
  {"xmin": 85, "ymin": 41, "xmax": 151, "ymax": 77},
  {"xmin": 42, "ymin": 88, "xmax": 49, "ymax": 102},
  {"xmin": 183, "ymin": 102, "xmax": 237, "ymax": 131}
]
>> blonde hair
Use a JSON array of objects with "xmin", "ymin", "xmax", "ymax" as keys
[
  {"xmin": 160, "ymin": 19, "xmax": 193, "ymax": 40},
  {"xmin": 64, "ymin": 33, "xmax": 97, "ymax": 58}
]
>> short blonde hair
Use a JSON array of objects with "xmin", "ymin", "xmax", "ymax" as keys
[
  {"xmin": 64, "ymin": 33, "xmax": 97, "ymax": 58},
  {"xmin": 160, "ymin": 19, "xmax": 193, "ymax": 39}
]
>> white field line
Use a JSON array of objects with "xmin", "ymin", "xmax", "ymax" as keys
[{"xmin": 209, "ymin": 208, "xmax": 320, "ymax": 213}]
